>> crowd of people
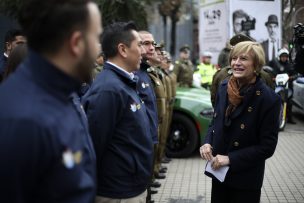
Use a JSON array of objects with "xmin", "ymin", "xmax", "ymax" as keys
[{"xmin": 0, "ymin": 0, "xmax": 300, "ymax": 203}]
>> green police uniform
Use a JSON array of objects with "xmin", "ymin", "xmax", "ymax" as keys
[
  {"xmin": 157, "ymin": 68, "xmax": 172, "ymax": 163},
  {"xmin": 173, "ymin": 59, "xmax": 194, "ymax": 87},
  {"xmin": 147, "ymin": 66, "xmax": 167, "ymax": 175},
  {"xmin": 168, "ymin": 71, "xmax": 177, "ymax": 128}
]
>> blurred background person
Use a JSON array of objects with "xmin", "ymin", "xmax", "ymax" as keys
[
  {"xmin": 3, "ymin": 43, "xmax": 28, "ymax": 80},
  {"xmin": 0, "ymin": 29, "xmax": 26, "ymax": 82},
  {"xmin": 217, "ymin": 41, "xmax": 231, "ymax": 69},
  {"xmin": 174, "ymin": 45, "xmax": 194, "ymax": 87},
  {"xmin": 196, "ymin": 51, "xmax": 217, "ymax": 89},
  {"xmin": 92, "ymin": 51, "xmax": 104, "ymax": 79},
  {"xmin": 268, "ymin": 48, "xmax": 297, "ymax": 124}
]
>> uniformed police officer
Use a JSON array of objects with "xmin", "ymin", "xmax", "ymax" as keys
[
  {"xmin": 147, "ymin": 43, "xmax": 169, "ymax": 178},
  {"xmin": 0, "ymin": 1, "xmax": 101, "ymax": 202},
  {"xmin": 154, "ymin": 45, "xmax": 174, "ymax": 167},
  {"xmin": 137, "ymin": 31, "xmax": 160, "ymax": 202},
  {"xmin": 174, "ymin": 45, "xmax": 194, "ymax": 87},
  {"xmin": 210, "ymin": 34, "xmax": 274, "ymax": 107},
  {"xmin": 159, "ymin": 51, "xmax": 177, "ymax": 148}
]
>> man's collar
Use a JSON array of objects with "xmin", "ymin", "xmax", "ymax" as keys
[{"xmin": 106, "ymin": 61, "xmax": 134, "ymax": 80}]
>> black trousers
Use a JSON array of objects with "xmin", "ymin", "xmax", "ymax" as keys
[{"xmin": 211, "ymin": 179, "xmax": 261, "ymax": 203}]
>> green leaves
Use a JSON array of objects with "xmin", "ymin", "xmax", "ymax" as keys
[
  {"xmin": 97, "ymin": 0, "xmax": 158, "ymax": 29},
  {"xmin": 0, "ymin": 0, "xmax": 24, "ymax": 18}
]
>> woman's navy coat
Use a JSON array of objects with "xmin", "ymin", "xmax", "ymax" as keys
[{"xmin": 205, "ymin": 77, "xmax": 281, "ymax": 189}]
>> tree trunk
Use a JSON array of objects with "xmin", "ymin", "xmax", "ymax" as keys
[
  {"xmin": 163, "ymin": 15, "xmax": 167, "ymax": 47},
  {"xmin": 170, "ymin": 16, "xmax": 177, "ymax": 56}
]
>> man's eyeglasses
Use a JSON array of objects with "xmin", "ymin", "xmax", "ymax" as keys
[{"xmin": 142, "ymin": 41, "xmax": 157, "ymax": 47}]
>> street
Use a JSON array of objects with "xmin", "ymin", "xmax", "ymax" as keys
[{"xmin": 153, "ymin": 111, "xmax": 304, "ymax": 203}]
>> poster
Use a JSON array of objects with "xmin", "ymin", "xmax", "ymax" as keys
[
  {"xmin": 199, "ymin": 0, "xmax": 228, "ymax": 64},
  {"xmin": 229, "ymin": 0, "xmax": 282, "ymax": 62},
  {"xmin": 199, "ymin": 0, "xmax": 281, "ymax": 64}
]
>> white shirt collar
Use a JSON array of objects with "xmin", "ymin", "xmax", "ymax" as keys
[
  {"xmin": 4, "ymin": 53, "xmax": 8, "ymax": 58},
  {"xmin": 106, "ymin": 61, "xmax": 134, "ymax": 80}
]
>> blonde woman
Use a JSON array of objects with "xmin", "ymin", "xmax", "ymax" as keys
[{"xmin": 200, "ymin": 41, "xmax": 281, "ymax": 203}]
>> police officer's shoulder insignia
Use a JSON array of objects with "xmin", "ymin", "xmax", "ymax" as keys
[{"xmin": 147, "ymin": 67, "xmax": 155, "ymax": 73}]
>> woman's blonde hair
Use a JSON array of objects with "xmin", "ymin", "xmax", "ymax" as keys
[{"xmin": 229, "ymin": 41, "xmax": 265, "ymax": 74}]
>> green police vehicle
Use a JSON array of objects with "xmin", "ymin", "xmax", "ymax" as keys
[{"xmin": 166, "ymin": 87, "xmax": 213, "ymax": 158}]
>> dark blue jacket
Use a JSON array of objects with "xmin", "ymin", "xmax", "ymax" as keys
[
  {"xmin": 0, "ymin": 53, "xmax": 8, "ymax": 81},
  {"xmin": 136, "ymin": 62, "xmax": 158, "ymax": 144},
  {"xmin": 205, "ymin": 77, "xmax": 281, "ymax": 189},
  {"xmin": 0, "ymin": 51, "xmax": 96, "ymax": 203},
  {"xmin": 82, "ymin": 62, "xmax": 153, "ymax": 198}
]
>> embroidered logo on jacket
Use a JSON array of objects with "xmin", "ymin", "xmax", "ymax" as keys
[
  {"xmin": 141, "ymin": 82, "xmax": 150, "ymax": 89},
  {"xmin": 62, "ymin": 148, "xmax": 83, "ymax": 169},
  {"xmin": 130, "ymin": 103, "xmax": 141, "ymax": 112}
]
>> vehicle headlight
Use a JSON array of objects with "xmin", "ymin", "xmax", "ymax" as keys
[{"xmin": 200, "ymin": 108, "xmax": 214, "ymax": 118}]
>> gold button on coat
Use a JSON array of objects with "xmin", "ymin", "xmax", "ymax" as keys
[
  {"xmin": 256, "ymin": 91, "xmax": 261, "ymax": 95},
  {"xmin": 240, "ymin": 124, "xmax": 245, "ymax": 129},
  {"xmin": 234, "ymin": 142, "xmax": 239, "ymax": 147},
  {"xmin": 248, "ymin": 107, "xmax": 253, "ymax": 112}
]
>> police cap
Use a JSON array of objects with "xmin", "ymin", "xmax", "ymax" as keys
[
  {"xmin": 230, "ymin": 34, "xmax": 255, "ymax": 46},
  {"xmin": 179, "ymin": 44, "xmax": 190, "ymax": 52},
  {"xmin": 155, "ymin": 42, "xmax": 165, "ymax": 50}
]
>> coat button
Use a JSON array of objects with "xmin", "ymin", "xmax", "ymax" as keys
[
  {"xmin": 240, "ymin": 123, "xmax": 245, "ymax": 129},
  {"xmin": 248, "ymin": 107, "xmax": 253, "ymax": 112},
  {"xmin": 256, "ymin": 90, "xmax": 261, "ymax": 96},
  {"xmin": 234, "ymin": 142, "xmax": 239, "ymax": 147},
  {"xmin": 214, "ymin": 112, "xmax": 217, "ymax": 118}
]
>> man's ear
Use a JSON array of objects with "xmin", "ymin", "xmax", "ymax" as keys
[
  {"xmin": 117, "ymin": 43, "xmax": 128, "ymax": 58},
  {"xmin": 69, "ymin": 31, "xmax": 85, "ymax": 57},
  {"xmin": 6, "ymin": 42, "xmax": 12, "ymax": 53}
]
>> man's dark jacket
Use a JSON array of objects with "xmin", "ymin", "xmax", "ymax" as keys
[
  {"xmin": 136, "ymin": 62, "xmax": 158, "ymax": 144},
  {"xmin": 0, "ymin": 54, "xmax": 8, "ymax": 82},
  {"xmin": 0, "ymin": 51, "xmax": 96, "ymax": 203},
  {"xmin": 82, "ymin": 62, "xmax": 153, "ymax": 198}
]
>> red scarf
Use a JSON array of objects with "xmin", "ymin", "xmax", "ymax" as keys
[{"xmin": 226, "ymin": 76, "xmax": 243, "ymax": 117}]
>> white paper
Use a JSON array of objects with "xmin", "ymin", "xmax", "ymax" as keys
[{"xmin": 205, "ymin": 161, "xmax": 229, "ymax": 182}]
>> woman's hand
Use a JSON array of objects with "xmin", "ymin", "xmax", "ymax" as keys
[
  {"xmin": 211, "ymin": 155, "xmax": 230, "ymax": 170},
  {"xmin": 200, "ymin": 144, "xmax": 213, "ymax": 161}
]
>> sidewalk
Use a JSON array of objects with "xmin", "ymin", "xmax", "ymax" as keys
[{"xmin": 153, "ymin": 115, "xmax": 304, "ymax": 203}]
